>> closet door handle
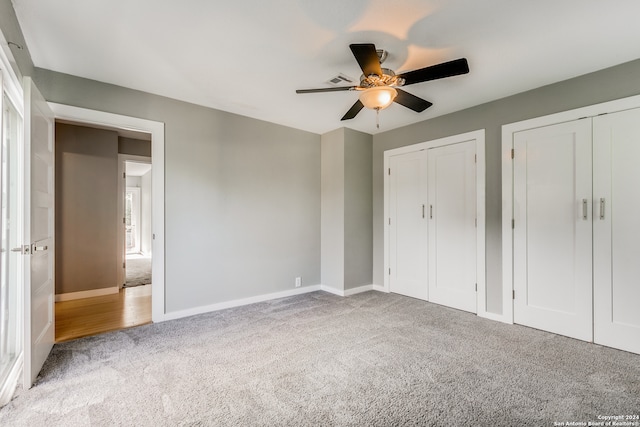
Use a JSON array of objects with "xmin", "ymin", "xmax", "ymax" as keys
[
  {"xmin": 582, "ymin": 199, "xmax": 588, "ymax": 220},
  {"xmin": 599, "ymin": 198, "xmax": 605, "ymax": 220}
]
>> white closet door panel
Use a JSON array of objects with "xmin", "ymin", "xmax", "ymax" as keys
[
  {"xmin": 594, "ymin": 108, "xmax": 640, "ymax": 354},
  {"xmin": 389, "ymin": 151, "xmax": 427, "ymax": 300},
  {"xmin": 427, "ymin": 140, "xmax": 477, "ymax": 313},
  {"xmin": 513, "ymin": 119, "xmax": 592, "ymax": 341}
]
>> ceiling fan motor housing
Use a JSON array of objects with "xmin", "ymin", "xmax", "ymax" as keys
[{"xmin": 360, "ymin": 68, "xmax": 405, "ymax": 88}]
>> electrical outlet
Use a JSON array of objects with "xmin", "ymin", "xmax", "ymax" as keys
[{"xmin": 295, "ymin": 277, "xmax": 301, "ymax": 288}]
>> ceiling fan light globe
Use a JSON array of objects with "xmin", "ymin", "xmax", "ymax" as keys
[{"xmin": 359, "ymin": 86, "xmax": 397, "ymax": 110}]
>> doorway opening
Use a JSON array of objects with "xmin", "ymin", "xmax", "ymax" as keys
[
  {"xmin": 49, "ymin": 103, "xmax": 165, "ymax": 324},
  {"xmin": 123, "ymin": 160, "xmax": 152, "ymax": 289},
  {"xmin": 53, "ymin": 121, "xmax": 153, "ymax": 342}
]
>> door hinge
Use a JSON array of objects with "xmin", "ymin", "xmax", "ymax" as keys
[
  {"xmin": 388, "ymin": 268, "xmax": 391, "ymax": 275},
  {"xmin": 512, "ymin": 290, "xmax": 515, "ymax": 300},
  {"xmin": 388, "ymin": 217, "xmax": 391, "ymax": 225},
  {"xmin": 512, "ymin": 219, "xmax": 515, "ymax": 229},
  {"xmin": 153, "ymin": 233, "xmax": 156, "ymax": 240},
  {"xmin": 474, "ymin": 154, "xmax": 477, "ymax": 163},
  {"xmin": 123, "ymin": 172, "xmax": 126, "ymax": 178},
  {"xmin": 123, "ymin": 217, "xmax": 126, "ymax": 224},
  {"xmin": 511, "ymin": 148, "xmax": 514, "ymax": 159},
  {"xmin": 123, "ymin": 262, "xmax": 126, "ymax": 268},
  {"xmin": 475, "ymin": 218, "xmax": 477, "ymax": 227},
  {"xmin": 388, "ymin": 168, "xmax": 391, "ymax": 175},
  {"xmin": 475, "ymin": 283, "xmax": 477, "ymax": 292}
]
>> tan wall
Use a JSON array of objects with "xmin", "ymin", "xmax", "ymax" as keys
[
  {"xmin": 55, "ymin": 123, "xmax": 119, "ymax": 294},
  {"xmin": 119, "ymin": 136, "xmax": 151, "ymax": 157}
]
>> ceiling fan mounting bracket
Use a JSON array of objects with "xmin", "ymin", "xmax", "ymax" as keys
[{"xmin": 376, "ymin": 49, "xmax": 388, "ymax": 64}]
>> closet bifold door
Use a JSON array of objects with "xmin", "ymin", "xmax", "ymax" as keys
[
  {"xmin": 513, "ymin": 119, "xmax": 593, "ymax": 342},
  {"xmin": 388, "ymin": 150, "xmax": 428, "ymax": 300},
  {"xmin": 427, "ymin": 140, "xmax": 477, "ymax": 313},
  {"xmin": 593, "ymin": 108, "xmax": 640, "ymax": 355}
]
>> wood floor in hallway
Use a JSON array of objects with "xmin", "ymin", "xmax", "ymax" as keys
[{"xmin": 55, "ymin": 285, "xmax": 152, "ymax": 343}]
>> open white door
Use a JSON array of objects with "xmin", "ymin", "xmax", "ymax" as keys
[{"xmin": 23, "ymin": 77, "xmax": 55, "ymax": 388}]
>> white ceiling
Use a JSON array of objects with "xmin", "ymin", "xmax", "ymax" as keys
[{"xmin": 12, "ymin": 0, "xmax": 640, "ymax": 135}]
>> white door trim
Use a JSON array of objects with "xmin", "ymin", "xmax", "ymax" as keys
[
  {"xmin": 383, "ymin": 129, "xmax": 486, "ymax": 316},
  {"xmin": 48, "ymin": 103, "xmax": 166, "ymax": 322},
  {"xmin": 0, "ymin": 31, "xmax": 25, "ymax": 405},
  {"xmin": 501, "ymin": 93, "xmax": 640, "ymax": 326}
]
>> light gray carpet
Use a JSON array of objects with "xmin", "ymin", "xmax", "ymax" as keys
[
  {"xmin": 1, "ymin": 291, "xmax": 638, "ymax": 426},
  {"xmin": 125, "ymin": 255, "xmax": 152, "ymax": 287}
]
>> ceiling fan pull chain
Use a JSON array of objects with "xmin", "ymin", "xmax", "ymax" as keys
[{"xmin": 376, "ymin": 107, "xmax": 380, "ymax": 129}]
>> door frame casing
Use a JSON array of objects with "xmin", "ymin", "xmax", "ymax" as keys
[
  {"xmin": 49, "ymin": 103, "xmax": 166, "ymax": 322},
  {"xmin": 0, "ymin": 33, "xmax": 25, "ymax": 405},
  {"xmin": 383, "ymin": 129, "xmax": 487, "ymax": 316},
  {"xmin": 501, "ymin": 93, "xmax": 640, "ymax": 325}
]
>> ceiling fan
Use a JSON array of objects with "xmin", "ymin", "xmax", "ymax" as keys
[{"xmin": 296, "ymin": 43, "xmax": 469, "ymax": 126}]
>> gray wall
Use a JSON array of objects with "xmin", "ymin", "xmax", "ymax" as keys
[
  {"xmin": 320, "ymin": 128, "xmax": 344, "ymax": 290},
  {"xmin": 320, "ymin": 128, "xmax": 373, "ymax": 291},
  {"xmin": 343, "ymin": 128, "xmax": 372, "ymax": 290},
  {"xmin": 373, "ymin": 58, "xmax": 640, "ymax": 314},
  {"xmin": 0, "ymin": 0, "xmax": 34, "ymax": 78},
  {"xmin": 35, "ymin": 69, "xmax": 321, "ymax": 314},
  {"xmin": 55, "ymin": 123, "xmax": 119, "ymax": 294}
]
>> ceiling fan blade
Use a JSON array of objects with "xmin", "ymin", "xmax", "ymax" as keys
[
  {"xmin": 296, "ymin": 86, "xmax": 357, "ymax": 94},
  {"xmin": 341, "ymin": 100, "xmax": 364, "ymax": 121},
  {"xmin": 394, "ymin": 89, "xmax": 433, "ymax": 112},
  {"xmin": 350, "ymin": 43, "xmax": 383, "ymax": 77},
  {"xmin": 398, "ymin": 58, "xmax": 469, "ymax": 86}
]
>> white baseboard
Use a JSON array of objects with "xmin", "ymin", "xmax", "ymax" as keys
[
  {"xmin": 344, "ymin": 285, "xmax": 375, "ymax": 296},
  {"xmin": 477, "ymin": 310, "xmax": 513, "ymax": 324},
  {"xmin": 0, "ymin": 353, "xmax": 22, "ymax": 407},
  {"xmin": 372, "ymin": 284, "xmax": 387, "ymax": 293},
  {"xmin": 161, "ymin": 285, "xmax": 322, "ymax": 322},
  {"xmin": 159, "ymin": 284, "xmax": 389, "ymax": 323},
  {"xmin": 55, "ymin": 287, "xmax": 119, "ymax": 302},
  {"xmin": 320, "ymin": 284, "xmax": 384, "ymax": 297},
  {"xmin": 319, "ymin": 285, "xmax": 345, "ymax": 296}
]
